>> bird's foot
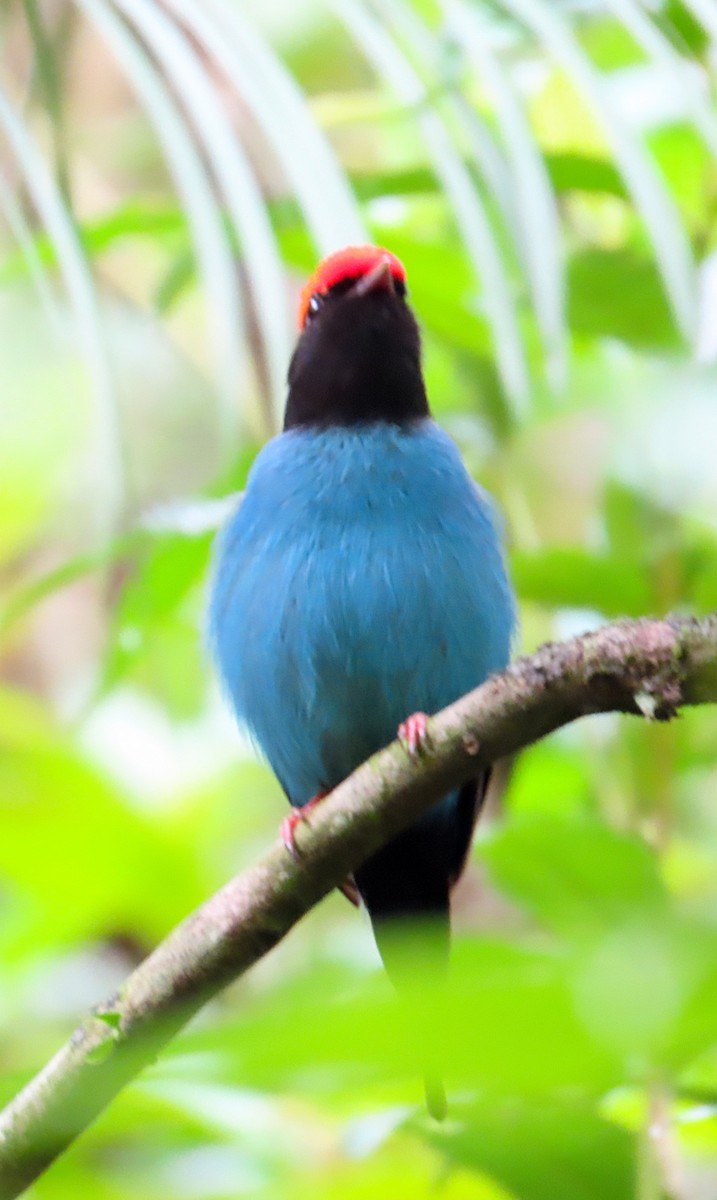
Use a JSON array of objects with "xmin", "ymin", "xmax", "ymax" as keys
[
  {"xmin": 281, "ymin": 789, "xmax": 329, "ymax": 859},
  {"xmin": 339, "ymin": 876, "xmax": 361, "ymax": 907},
  {"xmin": 398, "ymin": 711, "xmax": 430, "ymax": 756}
]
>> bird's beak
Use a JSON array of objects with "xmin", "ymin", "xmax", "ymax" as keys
[{"xmin": 351, "ymin": 256, "xmax": 395, "ymax": 299}]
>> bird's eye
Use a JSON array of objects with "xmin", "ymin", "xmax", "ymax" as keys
[
  {"xmin": 395, "ymin": 279, "xmax": 407, "ymax": 298},
  {"xmin": 307, "ymin": 293, "xmax": 323, "ymax": 319}
]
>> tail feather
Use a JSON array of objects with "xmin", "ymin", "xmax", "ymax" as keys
[
  {"xmin": 370, "ymin": 911, "xmax": 450, "ymax": 1122},
  {"xmin": 354, "ymin": 776, "xmax": 491, "ymax": 1120},
  {"xmin": 356, "ymin": 827, "xmax": 451, "ymax": 1120}
]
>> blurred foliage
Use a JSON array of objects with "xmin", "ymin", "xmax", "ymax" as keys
[{"xmin": 1, "ymin": 0, "xmax": 717, "ymax": 1197}]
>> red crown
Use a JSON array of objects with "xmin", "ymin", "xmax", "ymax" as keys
[{"xmin": 298, "ymin": 245, "xmax": 406, "ymax": 328}]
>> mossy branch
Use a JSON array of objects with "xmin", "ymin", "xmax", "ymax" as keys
[{"xmin": 1, "ymin": 615, "xmax": 716, "ymax": 1199}]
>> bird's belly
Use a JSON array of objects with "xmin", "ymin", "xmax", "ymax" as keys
[{"xmin": 216, "ymin": 514, "xmax": 509, "ymax": 806}]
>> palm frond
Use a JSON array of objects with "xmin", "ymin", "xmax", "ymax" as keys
[
  {"xmin": 0, "ymin": 0, "xmax": 713, "ymax": 487},
  {"xmin": 334, "ymin": 0, "xmax": 532, "ymax": 412},
  {"xmin": 607, "ymin": 0, "xmax": 717, "ymax": 156},
  {"xmin": 112, "ymin": 0, "xmax": 291, "ymax": 431},
  {"xmin": 79, "ymin": 0, "xmax": 245, "ymax": 451},
  {"xmin": 197, "ymin": 0, "xmax": 366, "ymax": 253},
  {"xmin": 501, "ymin": 0, "xmax": 698, "ymax": 341},
  {"xmin": 0, "ymin": 81, "xmax": 124, "ymax": 529},
  {"xmin": 681, "ymin": 0, "xmax": 717, "ymax": 44},
  {"xmin": 0, "ymin": 163, "xmax": 64, "ymax": 333}
]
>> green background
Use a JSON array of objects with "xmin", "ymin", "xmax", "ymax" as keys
[{"xmin": 1, "ymin": 1, "xmax": 717, "ymax": 1196}]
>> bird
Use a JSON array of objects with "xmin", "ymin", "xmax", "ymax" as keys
[{"xmin": 208, "ymin": 244, "xmax": 515, "ymax": 1115}]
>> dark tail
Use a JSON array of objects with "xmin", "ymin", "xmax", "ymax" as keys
[
  {"xmin": 369, "ymin": 901, "xmax": 451, "ymax": 1123},
  {"xmin": 354, "ymin": 776, "xmax": 490, "ymax": 1120},
  {"xmin": 355, "ymin": 821, "xmax": 453, "ymax": 1121}
]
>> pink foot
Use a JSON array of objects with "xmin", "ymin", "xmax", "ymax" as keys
[
  {"xmin": 281, "ymin": 789, "xmax": 328, "ymax": 859},
  {"xmin": 339, "ymin": 876, "xmax": 361, "ymax": 907},
  {"xmin": 398, "ymin": 711, "xmax": 430, "ymax": 756}
]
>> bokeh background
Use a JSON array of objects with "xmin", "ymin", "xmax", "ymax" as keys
[{"xmin": 1, "ymin": 1, "xmax": 717, "ymax": 1197}]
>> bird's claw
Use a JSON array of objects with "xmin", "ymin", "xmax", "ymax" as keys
[
  {"xmin": 280, "ymin": 809, "xmax": 306, "ymax": 860},
  {"xmin": 340, "ymin": 876, "xmax": 361, "ymax": 907},
  {"xmin": 281, "ymin": 789, "xmax": 328, "ymax": 859},
  {"xmin": 398, "ymin": 711, "xmax": 430, "ymax": 756}
]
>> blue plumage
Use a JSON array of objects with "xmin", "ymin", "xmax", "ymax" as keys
[{"xmin": 209, "ymin": 421, "xmax": 514, "ymax": 895}]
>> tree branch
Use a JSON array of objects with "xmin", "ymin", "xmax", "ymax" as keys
[{"xmin": 1, "ymin": 615, "xmax": 716, "ymax": 1198}]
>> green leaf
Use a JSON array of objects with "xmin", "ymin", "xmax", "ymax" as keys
[
  {"xmin": 480, "ymin": 815, "xmax": 668, "ymax": 939},
  {"xmin": 427, "ymin": 1095, "xmax": 635, "ymax": 1200},
  {"xmin": 103, "ymin": 531, "xmax": 211, "ymax": 693},
  {"xmin": 545, "ymin": 151, "xmax": 626, "ymax": 196},
  {"xmin": 580, "ymin": 11, "xmax": 646, "ymax": 70},
  {"xmin": 512, "ymin": 546, "xmax": 653, "ymax": 616},
  {"xmin": 178, "ymin": 939, "xmax": 623, "ymax": 1099},
  {"xmin": 603, "ymin": 481, "xmax": 675, "ymax": 563},
  {"xmin": 0, "ymin": 689, "xmax": 207, "ymax": 956},
  {"xmin": 0, "ymin": 533, "xmax": 139, "ymax": 635},
  {"xmin": 666, "ymin": 1, "xmax": 713, "ymax": 54},
  {"xmin": 506, "ymin": 743, "xmax": 593, "ymax": 819},
  {"xmin": 569, "ymin": 249, "xmax": 680, "ymax": 348},
  {"xmin": 570, "ymin": 917, "xmax": 717, "ymax": 1066},
  {"xmin": 96, "ymin": 1010, "xmax": 122, "ymax": 1030},
  {"xmin": 154, "ymin": 248, "xmax": 195, "ymax": 313},
  {"xmin": 691, "ymin": 551, "xmax": 717, "ymax": 612}
]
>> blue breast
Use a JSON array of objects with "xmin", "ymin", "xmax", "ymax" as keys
[{"xmin": 208, "ymin": 419, "xmax": 515, "ymax": 808}]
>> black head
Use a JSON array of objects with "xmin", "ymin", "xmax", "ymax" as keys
[{"xmin": 284, "ymin": 245, "xmax": 429, "ymax": 431}]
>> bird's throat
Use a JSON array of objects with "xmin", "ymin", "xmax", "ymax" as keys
[{"xmin": 283, "ymin": 292, "xmax": 430, "ymax": 430}]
